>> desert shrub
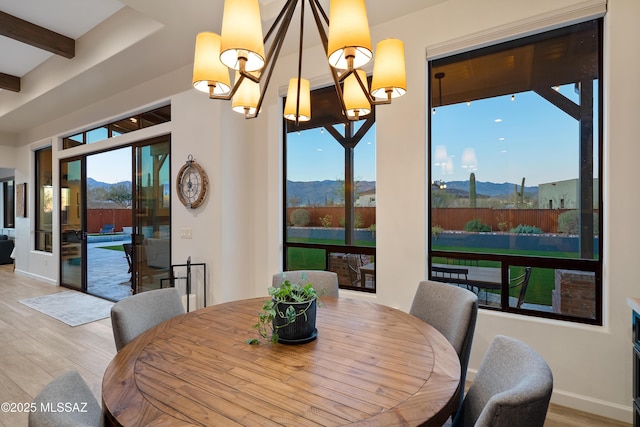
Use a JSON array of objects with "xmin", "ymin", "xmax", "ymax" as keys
[
  {"xmin": 338, "ymin": 213, "xmax": 364, "ymax": 228},
  {"xmin": 290, "ymin": 208, "xmax": 311, "ymax": 227},
  {"xmin": 319, "ymin": 214, "xmax": 332, "ymax": 228},
  {"xmin": 464, "ymin": 218, "xmax": 491, "ymax": 232},
  {"xmin": 557, "ymin": 210, "xmax": 599, "ymax": 235},
  {"xmin": 509, "ymin": 224, "xmax": 543, "ymax": 234}
]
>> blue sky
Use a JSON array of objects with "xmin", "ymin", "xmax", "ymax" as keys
[
  {"xmin": 287, "ymin": 123, "xmax": 377, "ymax": 182},
  {"xmin": 87, "ymin": 146, "xmax": 131, "ymax": 183},
  {"xmin": 432, "ymin": 86, "xmax": 598, "ymax": 187},
  {"xmin": 87, "ymin": 85, "xmax": 596, "ymax": 188}
]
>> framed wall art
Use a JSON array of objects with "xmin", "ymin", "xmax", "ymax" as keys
[{"xmin": 16, "ymin": 183, "xmax": 26, "ymax": 218}]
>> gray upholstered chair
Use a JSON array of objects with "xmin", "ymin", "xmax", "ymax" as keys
[
  {"xmin": 110, "ymin": 287, "xmax": 185, "ymax": 351},
  {"xmin": 272, "ymin": 270, "xmax": 339, "ymax": 297},
  {"xmin": 29, "ymin": 370, "xmax": 102, "ymax": 427},
  {"xmin": 409, "ymin": 280, "xmax": 478, "ymax": 417},
  {"xmin": 452, "ymin": 335, "xmax": 553, "ymax": 427}
]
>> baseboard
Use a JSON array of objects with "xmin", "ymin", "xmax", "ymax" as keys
[
  {"xmin": 466, "ymin": 369, "xmax": 633, "ymax": 423},
  {"xmin": 14, "ymin": 269, "xmax": 57, "ymax": 286},
  {"xmin": 550, "ymin": 388, "xmax": 633, "ymax": 423}
]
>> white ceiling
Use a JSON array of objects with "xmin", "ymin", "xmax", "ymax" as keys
[{"xmin": 0, "ymin": 0, "xmax": 437, "ymax": 143}]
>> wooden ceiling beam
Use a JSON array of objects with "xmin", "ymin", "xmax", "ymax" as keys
[
  {"xmin": 0, "ymin": 11, "xmax": 75, "ymax": 59},
  {"xmin": 0, "ymin": 72, "xmax": 20, "ymax": 92}
]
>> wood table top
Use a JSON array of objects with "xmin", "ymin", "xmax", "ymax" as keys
[{"xmin": 102, "ymin": 297, "xmax": 460, "ymax": 426}]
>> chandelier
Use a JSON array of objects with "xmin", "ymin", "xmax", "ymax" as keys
[{"xmin": 192, "ymin": 0, "xmax": 407, "ymax": 124}]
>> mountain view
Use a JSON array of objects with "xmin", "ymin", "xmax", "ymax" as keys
[
  {"xmin": 287, "ymin": 179, "xmax": 537, "ymax": 206},
  {"xmin": 87, "ymin": 178, "xmax": 132, "ymax": 208}
]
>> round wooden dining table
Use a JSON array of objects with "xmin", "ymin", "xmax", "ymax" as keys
[{"xmin": 102, "ymin": 297, "xmax": 460, "ymax": 426}]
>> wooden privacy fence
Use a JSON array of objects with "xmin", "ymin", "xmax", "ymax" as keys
[
  {"xmin": 287, "ymin": 207, "xmax": 375, "ymax": 228},
  {"xmin": 431, "ymin": 208, "xmax": 595, "ymax": 233},
  {"xmin": 87, "ymin": 209, "xmax": 132, "ymax": 233}
]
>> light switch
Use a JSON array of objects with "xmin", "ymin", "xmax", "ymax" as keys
[{"xmin": 180, "ymin": 228, "xmax": 192, "ymax": 239}]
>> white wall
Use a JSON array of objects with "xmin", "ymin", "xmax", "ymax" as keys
[
  {"xmin": 4, "ymin": 0, "xmax": 637, "ymax": 422},
  {"xmin": 256, "ymin": 0, "xmax": 636, "ymax": 422}
]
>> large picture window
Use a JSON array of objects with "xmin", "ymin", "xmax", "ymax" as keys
[
  {"xmin": 284, "ymin": 85, "xmax": 376, "ymax": 292},
  {"xmin": 428, "ymin": 19, "xmax": 602, "ymax": 324}
]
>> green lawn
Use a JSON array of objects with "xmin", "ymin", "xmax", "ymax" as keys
[
  {"xmin": 287, "ymin": 237, "xmax": 374, "ymax": 271},
  {"xmin": 97, "ymin": 245, "xmax": 125, "ymax": 252}
]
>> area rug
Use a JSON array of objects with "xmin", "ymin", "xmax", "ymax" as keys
[{"xmin": 19, "ymin": 291, "xmax": 114, "ymax": 327}]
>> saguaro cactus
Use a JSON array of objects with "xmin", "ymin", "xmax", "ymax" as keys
[
  {"xmin": 514, "ymin": 177, "xmax": 525, "ymax": 208},
  {"xmin": 469, "ymin": 172, "xmax": 477, "ymax": 208}
]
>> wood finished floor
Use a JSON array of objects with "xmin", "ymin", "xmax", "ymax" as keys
[{"xmin": 0, "ymin": 264, "xmax": 630, "ymax": 426}]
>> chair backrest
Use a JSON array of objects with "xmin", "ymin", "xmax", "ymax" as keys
[
  {"xmin": 452, "ymin": 335, "xmax": 553, "ymax": 427},
  {"xmin": 513, "ymin": 267, "xmax": 532, "ymax": 308},
  {"xmin": 110, "ymin": 287, "xmax": 185, "ymax": 351},
  {"xmin": 123, "ymin": 243, "xmax": 133, "ymax": 269},
  {"xmin": 409, "ymin": 280, "xmax": 478, "ymax": 415},
  {"xmin": 29, "ymin": 370, "xmax": 102, "ymax": 427},
  {"xmin": 272, "ymin": 270, "xmax": 339, "ymax": 298},
  {"xmin": 345, "ymin": 254, "xmax": 363, "ymax": 286},
  {"xmin": 100, "ymin": 223, "xmax": 115, "ymax": 233}
]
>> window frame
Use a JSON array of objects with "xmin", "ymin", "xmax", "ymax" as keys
[
  {"xmin": 427, "ymin": 19, "xmax": 604, "ymax": 325},
  {"xmin": 282, "ymin": 85, "xmax": 377, "ymax": 293},
  {"xmin": 2, "ymin": 179, "xmax": 15, "ymax": 229},
  {"xmin": 35, "ymin": 146, "xmax": 53, "ymax": 252},
  {"xmin": 62, "ymin": 105, "xmax": 171, "ymax": 149}
]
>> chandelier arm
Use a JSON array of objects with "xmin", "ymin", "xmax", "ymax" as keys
[
  {"xmin": 307, "ymin": 0, "xmax": 350, "ymax": 121},
  {"xmin": 261, "ymin": 0, "xmax": 298, "ymax": 75},
  {"xmin": 247, "ymin": 2, "xmax": 298, "ymax": 118},
  {"xmin": 353, "ymin": 70, "xmax": 392, "ymax": 106},
  {"xmin": 311, "ymin": 0, "xmax": 329, "ymax": 26},
  {"xmin": 293, "ymin": 0, "xmax": 305, "ymax": 125},
  {"xmin": 264, "ymin": 0, "xmax": 297, "ymax": 44},
  {"xmin": 329, "ymin": 65, "xmax": 350, "ymax": 120},
  {"xmin": 208, "ymin": 73, "xmax": 246, "ymax": 101},
  {"xmin": 308, "ymin": 0, "xmax": 329, "ymax": 52}
]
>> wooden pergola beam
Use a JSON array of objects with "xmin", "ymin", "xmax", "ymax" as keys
[
  {"xmin": 0, "ymin": 72, "xmax": 20, "ymax": 92},
  {"xmin": 0, "ymin": 11, "xmax": 75, "ymax": 59}
]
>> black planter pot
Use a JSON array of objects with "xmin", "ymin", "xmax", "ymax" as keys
[{"xmin": 272, "ymin": 298, "xmax": 317, "ymax": 344}]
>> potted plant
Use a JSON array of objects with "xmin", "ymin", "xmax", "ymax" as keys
[{"xmin": 247, "ymin": 279, "xmax": 320, "ymax": 345}]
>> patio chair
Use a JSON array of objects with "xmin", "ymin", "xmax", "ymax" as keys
[
  {"xmin": 511, "ymin": 266, "xmax": 533, "ymax": 309},
  {"xmin": 99, "ymin": 223, "xmax": 115, "ymax": 234},
  {"xmin": 345, "ymin": 253, "xmax": 363, "ymax": 287},
  {"xmin": 475, "ymin": 266, "xmax": 532, "ymax": 307}
]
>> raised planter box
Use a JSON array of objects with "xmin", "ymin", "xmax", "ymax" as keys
[
  {"xmin": 287, "ymin": 227, "xmax": 375, "ymax": 243},
  {"xmin": 432, "ymin": 231, "xmax": 599, "ymax": 256}
]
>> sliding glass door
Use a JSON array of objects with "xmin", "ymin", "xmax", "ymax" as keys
[
  {"xmin": 59, "ymin": 136, "xmax": 171, "ymax": 300},
  {"xmin": 60, "ymin": 158, "xmax": 84, "ymax": 292},
  {"xmin": 131, "ymin": 137, "xmax": 171, "ymax": 293}
]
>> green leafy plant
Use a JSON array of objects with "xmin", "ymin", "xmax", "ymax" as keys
[
  {"xmin": 431, "ymin": 225, "xmax": 444, "ymax": 239},
  {"xmin": 464, "ymin": 218, "xmax": 491, "ymax": 232},
  {"xmin": 247, "ymin": 279, "xmax": 320, "ymax": 345},
  {"xmin": 368, "ymin": 223, "xmax": 376, "ymax": 237},
  {"xmin": 290, "ymin": 208, "xmax": 311, "ymax": 227},
  {"xmin": 339, "ymin": 213, "xmax": 364, "ymax": 228},
  {"xmin": 509, "ymin": 224, "xmax": 543, "ymax": 234}
]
